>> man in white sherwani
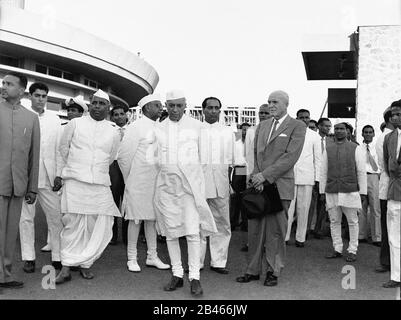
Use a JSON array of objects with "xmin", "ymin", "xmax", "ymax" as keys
[
  {"xmin": 19, "ymin": 82, "xmax": 64, "ymax": 273},
  {"xmin": 154, "ymin": 90, "xmax": 217, "ymax": 297},
  {"xmin": 199, "ymin": 97, "xmax": 234, "ymax": 274},
  {"xmin": 285, "ymin": 109, "xmax": 321, "ymax": 247},
  {"xmin": 55, "ymin": 89, "xmax": 121, "ymax": 284},
  {"xmin": 118, "ymin": 94, "xmax": 170, "ymax": 272}
]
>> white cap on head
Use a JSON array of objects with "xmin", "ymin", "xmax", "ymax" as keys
[
  {"xmin": 65, "ymin": 96, "xmax": 88, "ymax": 113},
  {"xmin": 93, "ymin": 89, "xmax": 110, "ymax": 103},
  {"xmin": 138, "ymin": 93, "xmax": 161, "ymax": 109},
  {"xmin": 166, "ymin": 89, "xmax": 185, "ymax": 101}
]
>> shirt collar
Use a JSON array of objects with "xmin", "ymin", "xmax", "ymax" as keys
[{"xmin": 275, "ymin": 113, "xmax": 288, "ymax": 126}]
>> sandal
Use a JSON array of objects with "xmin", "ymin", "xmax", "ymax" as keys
[
  {"xmin": 79, "ymin": 268, "xmax": 94, "ymax": 280},
  {"xmin": 345, "ymin": 253, "xmax": 357, "ymax": 262}
]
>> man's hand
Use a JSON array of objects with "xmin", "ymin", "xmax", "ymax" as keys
[
  {"xmin": 53, "ymin": 176, "xmax": 63, "ymax": 192},
  {"xmin": 25, "ymin": 192, "xmax": 37, "ymax": 204},
  {"xmin": 250, "ymin": 173, "xmax": 266, "ymax": 188},
  {"xmin": 254, "ymin": 184, "xmax": 264, "ymax": 193}
]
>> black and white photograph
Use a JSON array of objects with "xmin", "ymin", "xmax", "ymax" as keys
[{"xmin": 0, "ymin": 0, "xmax": 400, "ymax": 308}]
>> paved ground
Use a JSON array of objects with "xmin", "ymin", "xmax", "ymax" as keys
[{"xmin": 0, "ymin": 207, "xmax": 399, "ymax": 300}]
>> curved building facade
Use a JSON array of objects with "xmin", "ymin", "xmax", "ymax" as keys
[{"xmin": 0, "ymin": 1, "xmax": 159, "ymax": 113}]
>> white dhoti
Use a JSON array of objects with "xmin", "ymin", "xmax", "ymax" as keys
[
  {"xmin": 60, "ymin": 179, "xmax": 120, "ymax": 268},
  {"xmin": 60, "ymin": 213, "xmax": 113, "ymax": 268},
  {"xmin": 387, "ymin": 200, "xmax": 400, "ymax": 282}
]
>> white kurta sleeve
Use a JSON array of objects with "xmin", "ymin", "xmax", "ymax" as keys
[
  {"xmin": 355, "ymin": 145, "xmax": 368, "ymax": 195},
  {"xmin": 59, "ymin": 119, "xmax": 76, "ymax": 163},
  {"xmin": 319, "ymin": 149, "xmax": 328, "ymax": 194},
  {"xmin": 117, "ymin": 125, "xmax": 140, "ymax": 181},
  {"xmin": 313, "ymin": 134, "xmax": 322, "ymax": 182},
  {"xmin": 109, "ymin": 131, "xmax": 121, "ymax": 166},
  {"xmin": 55, "ymin": 123, "xmax": 64, "ymax": 177},
  {"xmin": 375, "ymin": 134, "xmax": 385, "ymax": 172}
]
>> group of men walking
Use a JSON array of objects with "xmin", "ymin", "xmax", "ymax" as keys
[{"xmin": 0, "ymin": 70, "xmax": 400, "ymax": 297}]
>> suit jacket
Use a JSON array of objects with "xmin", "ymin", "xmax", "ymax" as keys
[
  {"xmin": 253, "ymin": 115, "xmax": 306, "ymax": 200},
  {"xmin": 0, "ymin": 101, "xmax": 40, "ymax": 197},
  {"xmin": 383, "ymin": 129, "xmax": 401, "ymax": 201}
]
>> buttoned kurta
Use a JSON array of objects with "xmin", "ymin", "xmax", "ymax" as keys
[
  {"xmin": 153, "ymin": 115, "xmax": 217, "ymax": 239},
  {"xmin": 118, "ymin": 116, "xmax": 159, "ymax": 221}
]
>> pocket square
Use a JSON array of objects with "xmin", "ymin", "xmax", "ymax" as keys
[{"xmin": 279, "ymin": 133, "xmax": 287, "ymax": 137}]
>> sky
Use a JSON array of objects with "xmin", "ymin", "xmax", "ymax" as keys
[{"xmin": 25, "ymin": 0, "xmax": 401, "ymax": 120}]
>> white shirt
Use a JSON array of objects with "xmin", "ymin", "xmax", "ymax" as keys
[
  {"xmin": 363, "ymin": 141, "xmax": 380, "ymax": 174},
  {"xmin": 397, "ymin": 128, "xmax": 401, "ymax": 159},
  {"xmin": 320, "ymin": 144, "xmax": 367, "ymax": 210},
  {"xmin": 267, "ymin": 114, "xmax": 288, "ymax": 142}
]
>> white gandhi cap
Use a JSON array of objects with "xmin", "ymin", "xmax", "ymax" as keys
[
  {"xmin": 93, "ymin": 89, "xmax": 110, "ymax": 103},
  {"xmin": 166, "ymin": 89, "xmax": 185, "ymax": 101},
  {"xmin": 138, "ymin": 93, "xmax": 161, "ymax": 108}
]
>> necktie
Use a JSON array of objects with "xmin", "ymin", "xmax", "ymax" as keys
[
  {"xmin": 366, "ymin": 144, "xmax": 378, "ymax": 172},
  {"xmin": 268, "ymin": 119, "xmax": 278, "ymax": 143}
]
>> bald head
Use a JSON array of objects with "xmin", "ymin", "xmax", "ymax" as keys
[{"xmin": 267, "ymin": 90, "xmax": 289, "ymax": 120}]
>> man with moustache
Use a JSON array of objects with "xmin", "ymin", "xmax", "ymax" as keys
[
  {"xmin": 118, "ymin": 94, "xmax": 169, "ymax": 272},
  {"xmin": 55, "ymin": 89, "xmax": 121, "ymax": 284},
  {"xmin": 382, "ymin": 100, "xmax": 401, "ymax": 288},
  {"xmin": 0, "ymin": 72, "xmax": 40, "ymax": 290},
  {"xmin": 236, "ymin": 90, "xmax": 306, "ymax": 287},
  {"xmin": 321, "ymin": 122, "xmax": 367, "ymax": 262},
  {"xmin": 154, "ymin": 90, "xmax": 217, "ymax": 297},
  {"xmin": 19, "ymin": 82, "xmax": 64, "ymax": 273},
  {"xmin": 199, "ymin": 97, "xmax": 235, "ymax": 274}
]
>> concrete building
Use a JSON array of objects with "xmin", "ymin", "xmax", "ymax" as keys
[
  {"xmin": 303, "ymin": 25, "xmax": 401, "ymax": 141},
  {"xmin": 0, "ymin": 0, "xmax": 159, "ymax": 115}
]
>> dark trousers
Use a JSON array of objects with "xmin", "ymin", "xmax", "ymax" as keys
[
  {"xmin": 379, "ymin": 200, "xmax": 391, "ymax": 268},
  {"xmin": 229, "ymin": 166, "xmax": 247, "ymax": 230},
  {"xmin": 313, "ymin": 194, "xmax": 330, "ymax": 236},
  {"xmin": 110, "ymin": 161, "xmax": 128, "ymax": 244}
]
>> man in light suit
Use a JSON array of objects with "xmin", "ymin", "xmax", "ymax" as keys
[
  {"xmin": 382, "ymin": 100, "xmax": 401, "ymax": 288},
  {"xmin": 19, "ymin": 82, "xmax": 64, "ymax": 273},
  {"xmin": 0, "ymin": 72, "xmax": 40, "ymax": 290},
  {"xmin": 236, "ymin": 90, "xmax": 306, "ymax": 286},
  {"xmin": 199, "ymin": 97, "xmax": 234, "ymax": 274},
  {"xmin": 285, "ymin": 109, "xmax": 321, "ymax": 247}
]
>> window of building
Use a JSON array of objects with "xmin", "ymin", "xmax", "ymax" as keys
[
  {"xmin": 84, "ymin": 78, "xmax": 100, "ymax": 89},
  {"xmin": 63, "ymin": 72, "xmax": 74, "ymax": 81},
  {"xmin": 0, "ymin": 55, "xmax": 19, "ymax": 67},
  {"xmin": 35, "ymin": 64, "xmax": 47, "ymax": 74},
  {"xmin": 48, "ymin": 67, "xmax": 62, "ymax": 78}
]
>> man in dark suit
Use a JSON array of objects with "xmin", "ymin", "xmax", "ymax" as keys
[
  {"xmin": 0, "ymin": 72, "xmax": 40, "ymax": 290},
  {"xmin": 236, "ymin": 90, "xmax": 306, "ymax": 286},
  {"xmin": 382, "ymin": 100, "xmax": 401, "ymax": 288}
]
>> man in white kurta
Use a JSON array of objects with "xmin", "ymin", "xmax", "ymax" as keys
[
  {"xmin": 320, "ymin": 122, "xmax": 367, "ymax": 262},
  {"xmin": 118, "ymin": 94, "xmax": 169, "ymax": 272},
  {"xmin": 19, "ymin": 83, "xmax": 64, "ymax": 273},
  {"xmin": 154, "ymin": 90, "xmax": 217, "ymax": 297},
  {"xmin": 199, "ymin": 97, "xmax": 234, "ymax": 274},
  {"xmin": 286, "ymin": 109, "xmax": 321, "ymax": 247},
  {"xmin": 55, "ymin": 89, "xmax": 121, "ymax": 284}
]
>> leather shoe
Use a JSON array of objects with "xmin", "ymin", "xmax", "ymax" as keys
[
  {"xmin": 240, "ymin": 244, "xmax": 248, "ymax": 252},
  {"xmin": 372, "ymin": 241, "xmax": 381, "ymax": 247},
  {"xmin": 345, "ymin": 253, "xmax": 357, "ymax": 262},
  {"xmin": 236, "ymin": 274, "xmax": 260, "ymax": 283},
  {"xmin": 23, "ymin": 260, "xmax": 35, "ymax": 273},
  {"xmin": 210, "ymin": 266, "xmax": 229, "ymax": 274},
  {"xmin": 190, "ymin": 279, "xmax": 203, "ymax": 296},
  {"xmin": 295, "ymin": 241, "xmax": 304, "ymax": 248},
  {"xmin": 325, "ymin": 251, "xmax": 342, "ymax": 259},
  {"xmin": 52, "ymin": 261, "xmax": 62, "ymax": 271},
  {"xmin": 358, "ymin": 239, "xmax": 368, "ymax": 243},
  {"xmin": 40, "ymin": 244, "xmax": 51, "ymax": 252},
  {"xmin": 79, "ymin": 268, "xmax": 94, "ymax": 280},
  {"xmin": 0, "ymin": 281, "xmax": 24, "ymax": 289},
  {"xmin": 164, "ymin": 276, "xmax": 183, "ymax": 291},
  {"xmin": 375, "ymin": 265, "xmax": 390, "ymax": 273},
  {"xmin": 382, "ymin": 280, "xmax": 400, "ymax": 288},
  {"xmin": 264, "ymin": 273, "xmax": 278, "ymax": 287},
  {"xmin": 55, "ymin": 273, "xmax": 72, "ymax": 285}
]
